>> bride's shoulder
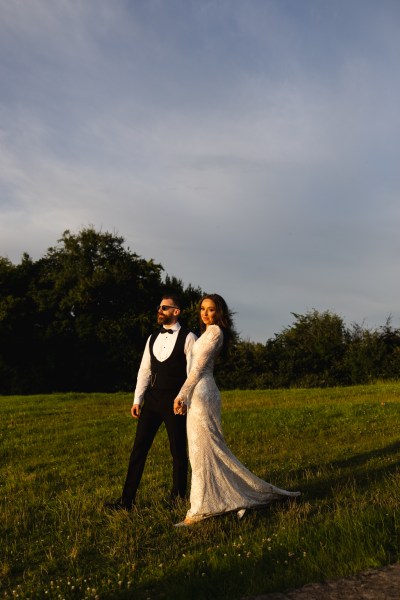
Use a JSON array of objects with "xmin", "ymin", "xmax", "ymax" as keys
[{"xmin": 205, "ymin": 324, "xmax": 223, "ymax": 338}]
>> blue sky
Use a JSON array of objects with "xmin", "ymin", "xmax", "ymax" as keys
[{"xmin": 1, "ymin": 0, "xmax": 400, "ymax": 342}]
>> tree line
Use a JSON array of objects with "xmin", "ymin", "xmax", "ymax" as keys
[{"xmin": 1, "ymin": 228, "xmax": 399, "ymax": 394}]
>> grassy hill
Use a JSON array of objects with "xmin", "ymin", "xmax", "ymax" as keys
[{"xmin": 1, "ymin": 384, "xmax": 399, "ymax": 599}]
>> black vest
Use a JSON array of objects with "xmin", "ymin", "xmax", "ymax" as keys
[{"xmin": 148, "ymin": 326, "xmax": 189, "ymax": 394}]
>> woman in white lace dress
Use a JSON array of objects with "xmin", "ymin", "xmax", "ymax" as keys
[{"xmin": 173, "ymin": 294, "xmax": 300, "ymax": 527}]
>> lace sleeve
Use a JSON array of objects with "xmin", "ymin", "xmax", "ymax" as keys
[{"xmin": 176, "ymin": 325, "xmax": 223, "ymax": 402}]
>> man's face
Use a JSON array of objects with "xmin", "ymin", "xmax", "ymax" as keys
[{"xmin": 157, "ymin": 299, "xmax": 180, "ymax": 326}]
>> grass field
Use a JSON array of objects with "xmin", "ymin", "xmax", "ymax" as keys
[{"xmin": 1, "ymin": 383, "xmax": 399, "ymax": 599}]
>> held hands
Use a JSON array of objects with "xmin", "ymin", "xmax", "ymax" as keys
[{"xmin": 173, "ymin": 397, "xmax": 187, "ymax": 416}]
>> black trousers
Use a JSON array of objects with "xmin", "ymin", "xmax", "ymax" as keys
[{"xmin": 121, "ymin": 394, "xmax": 188, "ymax": 503}]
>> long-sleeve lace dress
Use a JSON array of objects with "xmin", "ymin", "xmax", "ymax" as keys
[{"xmin": 176, "ymin": 324, "xmax": 300, "ymax": 521}]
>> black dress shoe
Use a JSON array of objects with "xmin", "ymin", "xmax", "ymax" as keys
[{"xmin": 104, "ymin": 497, "xmax": 135, "ymax": 511}]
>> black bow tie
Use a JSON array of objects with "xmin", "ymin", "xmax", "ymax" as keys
[{"xmin": 160, "ymin": 327, "xmax": 174, "ymax": 334}]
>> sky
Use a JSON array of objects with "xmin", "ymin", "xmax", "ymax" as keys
[{"xmin": 1, "ymin": 0, "xmax": 400, "ymax": 342}]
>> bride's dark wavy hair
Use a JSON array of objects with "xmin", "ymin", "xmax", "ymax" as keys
[{"xmin": 198, "ymin": 293, "xmax": 234, "ymax": 356}]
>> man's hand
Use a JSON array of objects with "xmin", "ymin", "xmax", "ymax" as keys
[{"xmin": 131, "ymin": 404, "xmax": 141, "ymax": 419}]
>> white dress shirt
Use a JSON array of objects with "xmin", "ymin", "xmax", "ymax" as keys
[{"xmin": 133, "ymin": 323, "xmax": 197, "ymax": 406}]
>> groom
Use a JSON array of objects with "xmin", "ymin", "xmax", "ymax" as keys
[{"xmin": 105, "ymin": 294, "xmax": 197, "ymax": 510}]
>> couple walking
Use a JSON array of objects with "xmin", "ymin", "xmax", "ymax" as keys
[{"xmin": 106, "ymin": 293, "xmax": 299, "ymax": 526}]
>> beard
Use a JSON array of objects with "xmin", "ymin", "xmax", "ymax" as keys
[{"xmin": 157, "ymin": 314, "xmax": 174, "ymax": 326}]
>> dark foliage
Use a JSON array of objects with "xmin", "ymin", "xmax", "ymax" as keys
[
  {"xmin": 1, "ymin": 229, "xmax": 400, "ymax": 393},
  {"xmin": 0, "ymin": 228, "xmax": 201, "ymax": 394},
  {"xmin": 217, "ymin": 311, "xmax": 400, "ymax": 390}
]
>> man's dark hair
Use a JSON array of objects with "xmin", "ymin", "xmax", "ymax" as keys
[{"xmin": 161, "ymin": 293, "xmax": 182, "ymax": 309}]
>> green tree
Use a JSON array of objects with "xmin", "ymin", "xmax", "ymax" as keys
[
  {"xmin": 3, "ymin": 228, "xmax": 400, "ymax": 393},
  {"xmin": 343, "ymin": 318, "xmax": 400, "ymax": 384},
  {"xmin": 29, "ymin": 228, "xmax": 165, "ymax": 391},
  {"xmin": 264, "ymin": 309, "xmax": 348, "ymax": 387},
  {"xmin": 0, "ymin": 254, "xmax": 44, "ymax": 393},
  {"xmin": 377, "ymin": 318, "xmax": 400, "ymax": 379},
  {"xmin": 216, "ymin": 340, "xmax": 265, "ymax": 389},
  {"xmin": 0, "ymin": 228, "xmax": 205, "ymax": 394}
]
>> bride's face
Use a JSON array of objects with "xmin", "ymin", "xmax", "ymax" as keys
[{"xmin": 200, "ymin": 299, "xmax": 217, "ymax": 327}]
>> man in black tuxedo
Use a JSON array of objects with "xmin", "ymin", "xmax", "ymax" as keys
[{"xmin": 105, "ymin": 294, "xmax": 197, "ymax": 510}]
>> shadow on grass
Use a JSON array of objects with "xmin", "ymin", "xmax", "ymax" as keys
[{"xmin": 291, "ymin": 440, "xmax": 400, "ymax": 499}]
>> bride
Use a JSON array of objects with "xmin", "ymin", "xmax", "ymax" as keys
[{"xmin": 173, "ymin": 293, "xmax": 300, "ymax": 527}]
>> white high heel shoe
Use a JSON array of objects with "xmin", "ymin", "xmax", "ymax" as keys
[{"xmin": 174, "ymin": 517, "xmax": 198, "ymax": 527}]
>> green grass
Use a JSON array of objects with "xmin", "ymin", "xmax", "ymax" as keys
[{"xmin": 1, "ymin": 383, "xmax": 399, "ymax": 599}]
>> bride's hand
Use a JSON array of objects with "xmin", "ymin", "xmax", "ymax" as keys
[{"xmin": 174, "ymin": 398, "xmax": 187, "ymax": 415}]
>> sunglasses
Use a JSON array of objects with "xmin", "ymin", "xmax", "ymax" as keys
[{"xmin": 157, "ymin": 305, "xmax": 179, "ymax": 312}]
